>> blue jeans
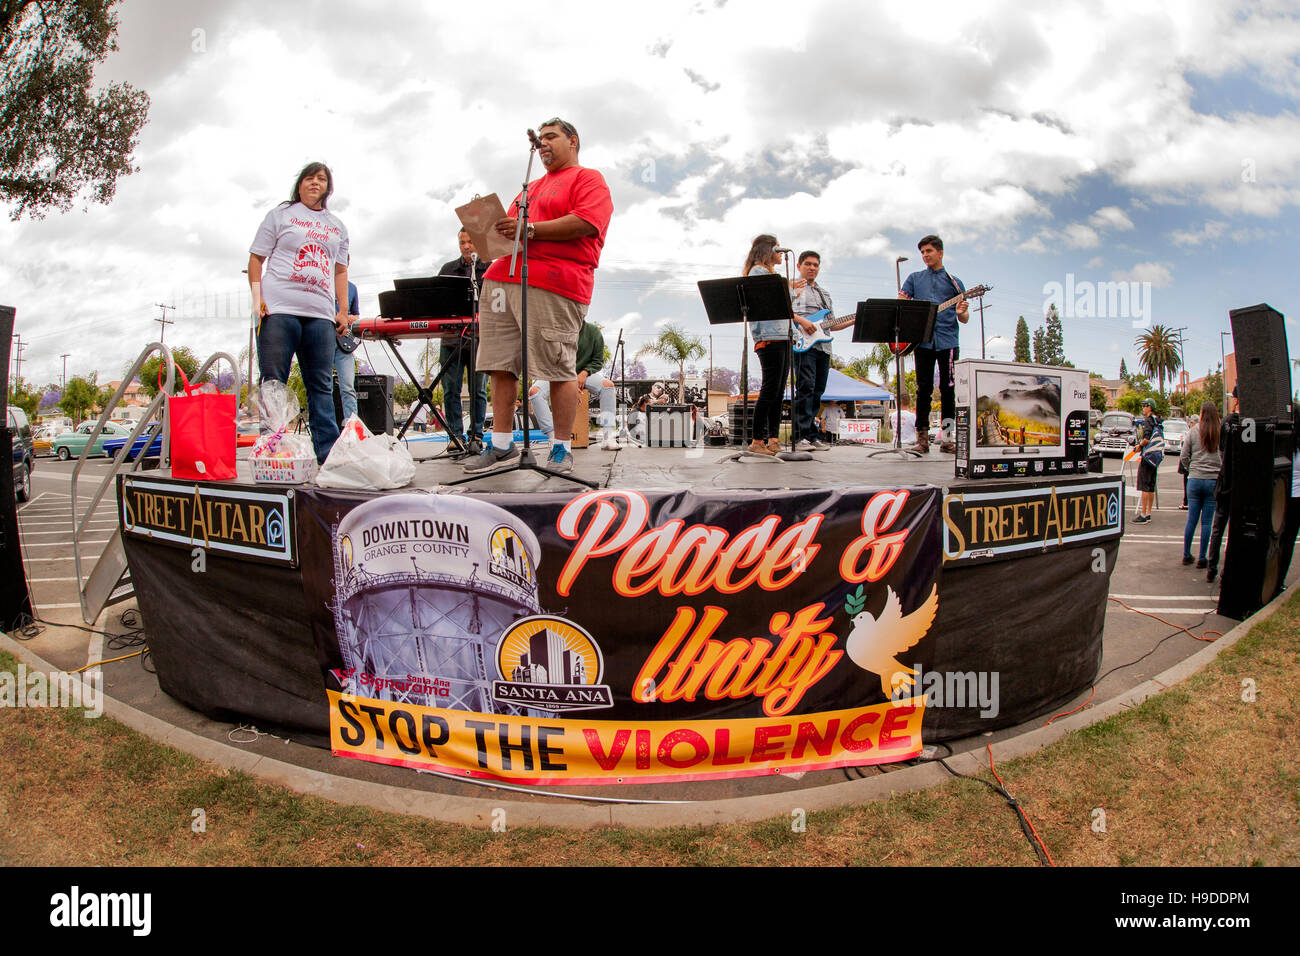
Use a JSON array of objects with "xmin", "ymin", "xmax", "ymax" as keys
[
  {"xmin": 795, "ymin": 347, "xmax": 830, "ymax": 441},
  {"xmin": 440, "ymin": 342, "xmax": 487, "ymax": 440},
  {"xmin": 333, "ymin": 345, "xmax": 356, "ymax": 421},
  {"xmin": 1184, "ymin": 477, "xmax": 1217, "ymax": 560},
  {"xmin": 530, "ymin": 375, "xmax": 616, "ymax": 439},
  {"xmin": 259, "ymin": 313, "xmax": 340, "ymax": 463}
]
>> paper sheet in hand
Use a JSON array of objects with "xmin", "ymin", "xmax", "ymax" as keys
[{"xmin": 454, "ymin": 194, "xmax": 515, "ymax": 262}]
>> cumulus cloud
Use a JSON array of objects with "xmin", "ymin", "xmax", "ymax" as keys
[
  {"xmin": 1112, "ymin": 262, "xmax": 1174, "ymax": 287},
  {"xmin": 3, "ymin": 0, "xmax": 1298, "ymax": 386}
]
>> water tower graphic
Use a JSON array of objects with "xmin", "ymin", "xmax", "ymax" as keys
[{"xmin": 331, "ymin": 494, "xmax": 541, "ymax": 715}]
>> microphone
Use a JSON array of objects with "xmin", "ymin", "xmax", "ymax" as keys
[
  {"xmin": 774, "ymin": 247, "xmax": 792, "ymax": 254},
  {"xmin": 527, "ymin": 129, "xmax": 543, "ymax": 149}
]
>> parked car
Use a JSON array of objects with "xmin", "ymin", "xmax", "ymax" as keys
[
  {"xmin": 50, "ymin": 420, "xmax": 134, "ymax": 460},
  {"xmin": 101, "ymin": 430, "xmax": 163, "ymax": 461},
  {"xmin": 1095, "ymin": 410, "xmax": 1137, "ymax": 456},
  {"xmin": 1161, "ymin": 418, "xmax": 1189, "ymax": 455},
  {"xmin": 32, "ymin": 422, "xmax": 69, "ymax": 457},
  {"xmin": 7, "ymin": 406, "xmax": 34, "ymax": 501}
]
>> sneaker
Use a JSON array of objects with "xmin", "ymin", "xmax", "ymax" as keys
[
  {"xmin": 748, "ymin": 439, "xmax": 775, "ymax": 456},
  {"xmin": 766, "ymin": 437, "xmax": 782, "ymax": 455},
  {"xmin": 794, "ymin": 438, "xmax": 817, "ymax": 452},
  {"xmin": 599, "ymin": 434, "xmax": 622, "ymax": 450},
  {"xmin": 810, "ymin": 437, "xmax": 830, "ymax": 450},
  {"xmin": 1196, "ymin": 558, "xmax": 1207, "ymax": 569},
  {"xmin": 547, "ymin": 444, "xmax": 574, "ymax": 473},
  {"xmin": 466, "ymin": 437, "xmax": 484, "ymax": 456},
  {"xmin": 1182, "ymin": 555, "xmax": 1194, "ymax": 565},
  {"xmin": 463, "ymin": 440, "xmax": 520, "ymax": 473}
]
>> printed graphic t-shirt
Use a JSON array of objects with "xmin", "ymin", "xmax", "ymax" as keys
[
  {"xmin": 483, "ymin": 165, "xmax": 613, "ymax": 305},
  {"xmin": 250, "ymin": 203, "xmax": 350, "ymax": 321}
]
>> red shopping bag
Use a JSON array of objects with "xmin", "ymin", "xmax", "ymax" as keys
[{"xmin": 165, "ymin": 364, "xmax": 236, "ymax": 481}]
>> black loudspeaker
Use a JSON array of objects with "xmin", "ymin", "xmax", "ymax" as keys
[
  {"xmin": 1219, "ymin": 418, "xmax": 1294, "ymax": 620},
  {"xmin": 1230, "ymin": 303, "xmax": 1291, "ymax": 421},
  {"xmin": 0, "ymin": 303, "xmax": 34, "ymax": 629},
  {"xmin": 728, "ymin": 400, "xmax": 755, "ymax": 445},
  {"xmin": 355, "ymin": 373, "xmax": 394, "ymax": 435},
  {"xmin": 332, "ymin": 374, "xmax": 344, "ymax": 427}
]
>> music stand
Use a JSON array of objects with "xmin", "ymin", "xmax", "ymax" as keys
[
  {"xmin": 698, "ymin": 273, "xmax": 794, "ymax": 457},
  {"xmin": 852, "ymin": 298, "xmax": 936, "ymax": 460},
  {"xmin": 378, "ymin": 277, "xmax": 476, "ymax": 451}
]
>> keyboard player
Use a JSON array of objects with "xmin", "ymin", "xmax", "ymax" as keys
[{"xmin": 437, "ymin": 229, "xmax": 490, "ymax": 454}]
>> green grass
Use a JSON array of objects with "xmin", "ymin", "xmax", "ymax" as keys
[{"xmin": 2, "ymin": 592, "xmax": 1299, "ymax": 865}]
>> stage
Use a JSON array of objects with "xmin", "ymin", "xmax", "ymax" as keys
[{"xmin": 114, "ymin": 441, "xmax": 1123, "ymax": 790}]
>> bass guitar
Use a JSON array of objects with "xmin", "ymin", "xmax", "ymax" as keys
[{"xmin": 792, "ymin": 283, "xmax": 992, "ymax": 354}]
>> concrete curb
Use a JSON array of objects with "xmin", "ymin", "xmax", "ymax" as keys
[{"xmin": 0, "ymin": 588, "xmax": 1285, "ymax": 830}]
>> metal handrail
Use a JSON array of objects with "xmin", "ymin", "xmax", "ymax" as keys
[
  {"xmin": 71, "ymin": 343, "xmax": 174, "ymax": 596},
  {"xmin": 70, "ymin": 346, "xmax": 241, "ymax": 621}
]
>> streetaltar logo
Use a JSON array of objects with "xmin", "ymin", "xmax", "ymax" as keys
[
  {"xmin": 488, "ymin": 525, "xmax": 535, "ymax": 589},
  {"xmin": 493, "ymin": 615, "xmax": 613, "ymax": 711}
]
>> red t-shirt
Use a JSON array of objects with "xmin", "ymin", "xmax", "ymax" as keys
[{"xmin": 483, "ymin": 165, "xmax": 613, "ymax": 305}]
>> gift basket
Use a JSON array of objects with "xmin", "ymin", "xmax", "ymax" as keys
[{"xmin": 250, "ymin": 382, "xmax": 317, "ymax": 483}]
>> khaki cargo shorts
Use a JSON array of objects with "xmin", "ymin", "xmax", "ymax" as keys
[{"xmin": 476, "ymin": 279, "xmax": 585, "ymax": 381}]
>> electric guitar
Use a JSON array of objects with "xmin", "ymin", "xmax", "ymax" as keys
[
  {"xmin": 791, "ymin": 283, "xmax": 992, "ymax": 354},
  {"xmin": 336, "ymin": 328, "xmax": 361, "ymax": 353}
]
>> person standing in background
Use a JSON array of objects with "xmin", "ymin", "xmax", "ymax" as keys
[
  {"xmin": 1179, "ymin": 401, "xmax": 1222, "ymax": 568},
  {"xmin": 438, "ymin": 230, "xmax": 490, "ymax": 454},
  {"xmin": 334, "ymin": 280, "xmax": 360, "ymax": 421}
]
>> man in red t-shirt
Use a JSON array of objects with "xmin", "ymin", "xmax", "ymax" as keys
[{"xmin": 466, "ymin": 117, "xmax": 615, "ymax": 474}]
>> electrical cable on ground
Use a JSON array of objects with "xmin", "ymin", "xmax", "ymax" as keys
[{"xmin": 938, "ymin": 749, "xmax": 1054, "ymax": 867}]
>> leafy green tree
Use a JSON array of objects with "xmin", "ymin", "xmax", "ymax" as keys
[
  {"xmin": 1134, "ymin": 324, "xmax": 1181, "ymax": 395},
  {"xmin": 1, "ymin": 0, "xmax": 151, "ymax": 220},
  {"xmin": 138, "ymin": 346, "xmax": 201, "ymax": 397},
  {"xmin": 1090, "ymin": 384, "xmax": 1108, "ymax": 412},
  {"xmin": 8, "ymin": 381, "xmax": 39, "ymax": 417},
  {"xmin": 1118, "ymin": 391, "xmax": 1169, "ymax": 417},
  {"xmin": 394, "ymin": 380, "xmax": 418, "ymax": 409},
  {"xmin": 635, "ymin": 324, "xmax": 706, "ymax": 402},
  {"xmin": 1041, "ymin": 304, "xmax": 1066, "ymax": 365},
  {"xmin": 1202, "ymin": 368, "xmax": 1225, "ymax": 409},
  {"xmin": 58, "ymin": 373, "xmax": 98, "ymax": 421},
  {"xmin": 94, "ymin": 383, "xmax": 117, "ymax": 415},
  {"xmin": 1014, "ymin": 316, "xmax": 1031, "ymax": 362}
]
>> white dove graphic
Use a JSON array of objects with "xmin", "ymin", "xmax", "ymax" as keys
[{"xmin": 844, "ymin": 585, "xmax": 939, "ymax": 697}]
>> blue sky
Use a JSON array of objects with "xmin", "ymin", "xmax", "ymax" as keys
[{"xmin": 2, "ymin": 0, "xmax": 1297, "ymax": 392}]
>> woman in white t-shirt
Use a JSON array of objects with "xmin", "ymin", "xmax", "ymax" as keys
[{"xmin": 248, "ymin": 162, "xmax": 351, "ymax": 463}]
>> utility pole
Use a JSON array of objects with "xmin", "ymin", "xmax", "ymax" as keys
[
  {"xmin": 154, "ymin": 302, "xmax": 176, "ymax": 343},
  {"xmin": 11, "ymin": 334, "xmax": 24, "ymax": 389},
  {"xmin": 60, "ymin": 353, "xmax": 70, "ymax": 388},
  {"xmin": 977, "ymin": 296, "xmax": 988, "ymax": 359}
]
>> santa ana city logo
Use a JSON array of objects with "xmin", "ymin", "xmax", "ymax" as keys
[
  {"xmin": 493, "ymin": 615, "xmax": 613, "ymax": 712},
  {"xmin": 489, "ymin": 524, "xmax": 536, "ymax": 590}
]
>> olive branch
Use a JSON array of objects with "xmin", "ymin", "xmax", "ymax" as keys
[{"xmin": 842, "ymin": 585, "xmax": 866, "ymax": 616}]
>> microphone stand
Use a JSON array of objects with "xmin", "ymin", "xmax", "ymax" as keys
[
  {"xmin": 614, "ymin": 327, "xmax": 636, "ymax": 446},
  {"xmin": 447, "ymin": 132, "xmax": 596, "ymax": 489}
]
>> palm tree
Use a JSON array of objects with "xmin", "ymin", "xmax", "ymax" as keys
[
  {"xmin": 635, "ymin": 325, "xmax": 706, "ymax": 402},
  {"xmin": 1134, "ymin": 325, "xmax": 1181, "ymax": 396}
]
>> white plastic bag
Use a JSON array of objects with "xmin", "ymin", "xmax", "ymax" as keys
[{"xmin": 316, "ymin": 415, "xmax": 416, "ymax": 490}]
